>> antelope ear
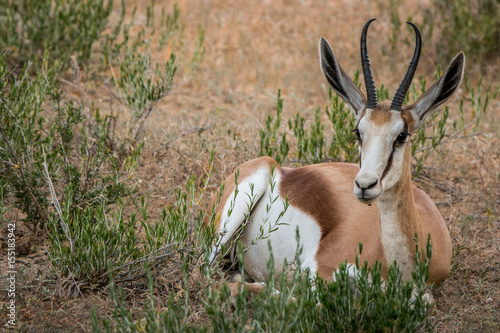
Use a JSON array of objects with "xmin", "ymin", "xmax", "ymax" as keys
[
  {"xmin": 319, "ymin": 37, "xmax": 367, "ymax": 120},
  {"xmin": 409, "ymin": 52, "xmax": 465, "ymax": 129}
]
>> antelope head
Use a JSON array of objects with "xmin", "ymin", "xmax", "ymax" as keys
[{"xmin": 319, "ymin": 19, "xmax": 465, "ymax": 204}]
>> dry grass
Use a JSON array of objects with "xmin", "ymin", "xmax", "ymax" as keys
[{"xmin": 1, "ymin": 0, "xmax": 499, "ymax": 331}]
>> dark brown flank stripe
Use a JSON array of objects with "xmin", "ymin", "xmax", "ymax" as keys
[{"xmin": 279, "ymin": 166, "xmax": 341, "ymax": 241}]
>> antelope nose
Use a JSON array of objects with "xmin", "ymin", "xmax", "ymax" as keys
[
  {"xmin": 354, "ymin": 177, "xmax": 378, "ymax": 191},
  {"xmin": 354, "ymin": 173, "xmax": 381, "ymax": 201}
]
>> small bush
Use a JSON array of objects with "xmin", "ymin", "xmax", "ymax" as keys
[
  {"xmin": 0, "ymin": 53, "xmax": 133, "ymax": 231},
  {"xmin": 378, "ymin": 0, "xmax": 500, "ymax": 70},
  {"xmin": 259, "ymin": 89, "xmax": 289, "ymax": 164},
  {"xmin": 48, "ymin": 150, "xmax": 215, "ymax": 295},
  {"xmin": 115, "ymin": 48, "xmax": 177, "ymax": 143},
  {"xmin": 325, "ymin": 89, "xmax": 359, "ymax": 163},
  {"xmin": 0, "ymin": 0, "xmax": 192, "ymax": 78},
  {"xmin": 0, "ymin": 55, "xmax": 53, "ymax": 229},
  {"xmin": 48, "ymin": 202, "xmax": 143, "ymax": 295},
  {"xmin": 0, "ymin": 0, "xmax": 113, "ymax": 71},
  {"xmin": 433, "ymin": 0, "xmax": 500, "ymax": 64}
]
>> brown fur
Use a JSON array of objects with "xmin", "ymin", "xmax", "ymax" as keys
[
  {"xmin": 400, "ymin": 110, "xmax": 416, "ymax": 132},
  {"xmin": 393, "ymin": 144, "xmax": 423, "ymax": 263},
  {"xmin": 369, "ymin": 101, "xmax": 392, "ymax": 125}
]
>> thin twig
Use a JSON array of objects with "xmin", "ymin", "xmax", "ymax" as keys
[{"xmin": 42, "ymin": 146, "xmax": 74, "ymax": 252}]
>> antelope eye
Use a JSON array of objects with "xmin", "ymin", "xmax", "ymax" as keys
[
  {"xmin": 352, "ymin": 128, "xmax": 362, "ymax": 142},
  {"xmin": 395, "ymin": 132, "xmax": 408, "ymax": 143}
]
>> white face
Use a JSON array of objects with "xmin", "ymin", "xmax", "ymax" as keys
[{"xmin": 353, "ymin": 109, "xmax": 410, "ymax": 203}]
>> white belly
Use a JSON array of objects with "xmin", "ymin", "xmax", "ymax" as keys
[{"xmin": 241, "ymin": 192, "xmax": 322, "ymax": 282}]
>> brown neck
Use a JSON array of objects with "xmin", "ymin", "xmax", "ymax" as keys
[
  {"xmin": 394, "ymin": 147, "xmax": 423, "ymax": 261},
  {"xmin": 377, "ymin": 144, "xmax": 423, "ymax": 279}
]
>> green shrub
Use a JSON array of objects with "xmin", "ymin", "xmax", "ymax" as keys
[
  {"xmin": 0, "ymin": 0, "xmax": 190, "ymax": 78},
  {"xmin": 378, "ymin": 0, "xmax": 500, "ymax": 69},
  {"xmin": 0, "ymin": 0, "xmax": 206, "ymax": 229},
  {"xmin": 325, "ymin": 90, "xmax": 359, "ymax": 163},
  {"xmin": 98, "ymin": 1, "xmax": 188, "ymax": 72},
  {"xmin": 48, "ymin": 202, "xmax": 143, "ymax": 294},
  {"xmin": 108, "ymin": 3, "xmax": 205, "ymax": 146},
  {"xmin": 259, "ymin": 89, "xmax": 289, "ymax": 164},
  {"xmin": 48, "ymin": 147, "xmax": 215, "ymax": 294},
  {"xmin": 90, "ymin": 167, "xmax": 217, "ymax": 332},
  {"xmin": 433, "ymin": 0, "xmax": 500, "ymax": 64},
  {"xmin": 0, "ymin": 55, "xmax": 53, "ymax": 229},
  {"xmin": 94, "ymin": 231, "xmax": 435, "ymax": 332},
  {"xmin": 0, "ymin": 0, "xmax": 113, "ymax": 71},
  {"xmin": 115, "ymin": 48, "xmax": 177, "ymax": 143},
  {"xmin": 305, "ymin": 238, "xmax": 434, "ymax": 332},
  {"xmin": 0, "ymin": 52, "xmax": 134, "ymax": 230},
  {"xmin": 289, "ymin": 107, "xmax": 325, "ymax": 164}
]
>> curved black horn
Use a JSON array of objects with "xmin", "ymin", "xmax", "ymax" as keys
[
  {"xmin": 361, "ymin": 18, "xmax": 378, "ymax": 109},
  {"xmin": 390, "ymin": 22, "xmax": 422, "ymax": 111}
]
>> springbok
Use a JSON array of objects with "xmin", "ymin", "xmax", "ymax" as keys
[{"xmin": 209, "ymin": 19, "xmax": 464, "ymax": 286}]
